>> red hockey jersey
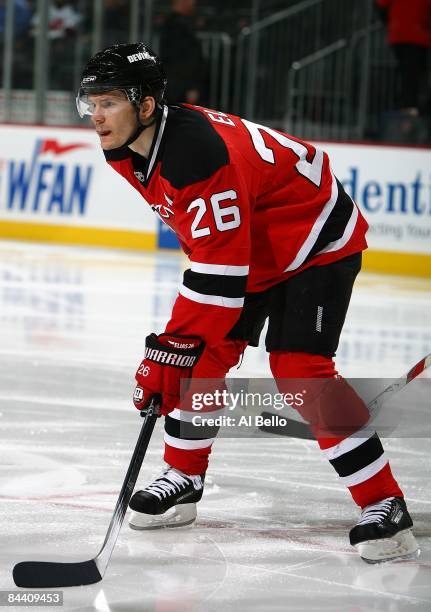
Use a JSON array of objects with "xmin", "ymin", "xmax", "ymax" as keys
[{"xmin": 104, "ymin": 104, "xmax": 368, "ymax": 346}]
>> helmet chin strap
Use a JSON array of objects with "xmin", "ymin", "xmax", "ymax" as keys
[{"xmin": 123, "ymin": 105, "xmax": 159, "ymax": 148}]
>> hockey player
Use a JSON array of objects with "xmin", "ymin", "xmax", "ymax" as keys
[{"xmin": 76, "ymin": 43, "xmax": 418, "ymax": 563}]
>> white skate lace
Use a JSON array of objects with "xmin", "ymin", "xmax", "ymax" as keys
[
  {"xmin": 145, "ymin": 468, "xmax": 202, "ymax": 500},
  {"xmin": 356, "ymin": 497, "xmax": 395, "ymax": 526}
]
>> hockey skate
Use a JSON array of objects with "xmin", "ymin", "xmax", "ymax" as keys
[
  {"xmin": 349, "ymin": 496, "xmax": 419, "ymax": 563},
  {"xmin": 128, "ymin": 466, "xmax": 205, "ymax": 530}
]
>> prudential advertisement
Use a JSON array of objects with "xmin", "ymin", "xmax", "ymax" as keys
[{"xmin": 319, "ymin": 142, "xmax": 431, "ymax": 256}]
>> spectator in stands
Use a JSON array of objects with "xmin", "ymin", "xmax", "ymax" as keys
[
  {"xmin": 31, "ymin": 0, "xmax": 82, "ymax": 41},
  {"xmin": 159, "ymin": 0, "xmax": 208, "ymax": 105},
  {"xmin": 31, "ymin": 0, "xmax": 82, "ymax": 90},
  {"xmin": 376, "ymin": 0, "xmax": 431, "ymax": 116},
  {"xmin": 0, "ymin": 0, "xmax": 33, "ymax": 88},
  {"xmin": 0, "ymin": 0, "xmax": 32, "ymax": 36}
]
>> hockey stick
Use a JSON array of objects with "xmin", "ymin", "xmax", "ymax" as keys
[
  {"xmin": 259, "ymin": 353, "xmax": 431, "ymax": 439},
  {"xmin": 12, "ymin": 395, "xmax": 161, "ymax": 588}
]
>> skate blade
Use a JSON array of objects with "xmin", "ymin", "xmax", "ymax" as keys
[
  {"xmin": 356, "ymin": 528, "xmax": 420, "ymax": 564},
  {"xmin": 128, "ymin": 502, "xmax": 197, "ymax": 531}
]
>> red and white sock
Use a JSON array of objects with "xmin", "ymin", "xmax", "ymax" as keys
[
  {"xmin": 163, "ymin": 339, "xmax": 247, "ymax": 475},
  {"xmin": 270, "ymin": 351, "xmax": 403, "ymax": 508}
]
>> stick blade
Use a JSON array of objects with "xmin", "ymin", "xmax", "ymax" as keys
[{"xmin": 13, "ymin": 560, "xmax": 102, "ymax": 588}]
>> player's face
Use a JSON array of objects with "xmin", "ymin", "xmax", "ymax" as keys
[{"xmin": 88, "ymin": 92, "xmax": 138, "ymax": 149}]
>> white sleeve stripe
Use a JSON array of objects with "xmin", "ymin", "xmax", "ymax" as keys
[
  {"xmin": 180, "ymin": 284, "xmax": 244, "ymax": 308},
  {"xmin": 284, "ymin": 171, "xmax": 338, "ymax": 272},
  {"xmin": 190, "ymin": 262, "xmax": 249, "ymax": 276}
]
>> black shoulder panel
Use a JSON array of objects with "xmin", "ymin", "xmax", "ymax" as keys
[{"xmin": 160, "ymin": 106, "xmax": 230, "ymax": 190}]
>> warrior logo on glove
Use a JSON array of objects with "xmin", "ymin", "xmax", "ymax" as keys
[
  {"xmin": 133, "ymin": 333, "xmax": 205, "ymax": 415},
  {"xmin": 143, "ymin": 346, "xmax": 198, "ymax": 367}
]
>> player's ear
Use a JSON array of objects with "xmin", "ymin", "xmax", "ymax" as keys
[{"xmin": 139, "ymin": 96, "xmax": 156, "ymax": 123}]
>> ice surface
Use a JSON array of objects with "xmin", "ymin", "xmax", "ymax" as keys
[{"xmin": 1, "ymin": 241, "xmax": 430, "ymax": 611}]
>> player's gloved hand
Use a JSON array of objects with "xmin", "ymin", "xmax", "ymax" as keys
[{"xmin": 133, "ymin": 333, "xmax": 205, "ymax": 416}]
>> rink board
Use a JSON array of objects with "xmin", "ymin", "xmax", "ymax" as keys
[
  {"xmin": 0, "ymin": 124, "xmax": 157, "ymax": 250},
  {"xmin": 319, "ymin": 140, "xmax": 431, "ymax": 277},
  {"xmin": 0, "ymin": 124, "xmax": 430, "ymax": 276}
]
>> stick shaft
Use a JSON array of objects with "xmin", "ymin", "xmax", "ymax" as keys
[{"xmin": 94, "ymin": 401, "xmax": 159, "ymax": 576}]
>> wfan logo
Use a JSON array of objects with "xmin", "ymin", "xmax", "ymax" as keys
[{"xmin": 1, "ymin": 138, "xmax": 93, "ymax": 216}]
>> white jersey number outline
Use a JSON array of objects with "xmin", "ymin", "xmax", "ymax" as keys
[
  {"xmin": 188, "ymin": 190, "xmax": 240, "ymax": 239},
  {"xmin": 242, "ymin": 119, "xmax": 324, "ymax": 187}
]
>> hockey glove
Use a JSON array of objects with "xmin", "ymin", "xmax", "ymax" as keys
[{"xmin": 133, "ymin": 333, "xmax": 205, "ymax": 416}]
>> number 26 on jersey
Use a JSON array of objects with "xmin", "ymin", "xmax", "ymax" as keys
[{"xmin": 187, "ymin": 190, "xmax": 240, "ymax": 239}]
